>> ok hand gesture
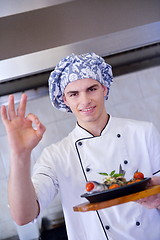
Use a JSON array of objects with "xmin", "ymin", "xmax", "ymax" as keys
[{"xmin": 1, "ymin": 94, "xmax": 46, "ymax": 158}]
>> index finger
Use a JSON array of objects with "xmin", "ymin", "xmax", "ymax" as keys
[{"xmin": 17, "ymin": 93, "xmax": 28, "ymax": 118}]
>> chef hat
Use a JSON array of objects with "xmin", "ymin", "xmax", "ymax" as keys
[{"xmin": 48, "ymin": 52, "xmax": 113, "ymax": 112}]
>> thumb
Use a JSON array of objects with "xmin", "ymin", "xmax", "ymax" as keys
[{"xmin": 150, "ymin": 176, "xmax": 160, "ymax": 186}]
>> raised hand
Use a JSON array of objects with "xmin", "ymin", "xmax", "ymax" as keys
[
  {"xmin": 0, "ymin": 93, "xmax": 46, "ymax": 224},
  {"xmin": 1, "ymin": 94, "xmax": 46, "ymax": 158}
]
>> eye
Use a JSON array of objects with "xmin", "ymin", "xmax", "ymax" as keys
[
  {"xmin": 69, "ymin": 92, "xmax": 78, "ymax": 97},
  {"xmin": 89, "ymin": 86, "xmax": 97, "ymax": 92}
]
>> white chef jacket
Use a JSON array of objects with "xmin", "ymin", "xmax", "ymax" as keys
[{"xmin": 32, "ymin": 116, "xmax": 160, "ymax": 240}]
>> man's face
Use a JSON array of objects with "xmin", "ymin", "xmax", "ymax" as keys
[{"xmin": 63, "ymin": 78, "xmax": 108, "ymax": 127}]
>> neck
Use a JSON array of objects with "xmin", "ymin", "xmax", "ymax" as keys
[{"xmin": 78, "ymin": 114, "xmax": 109, "ymax": 136}]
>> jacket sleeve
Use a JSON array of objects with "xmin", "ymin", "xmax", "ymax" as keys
[{"xmin": 32, "ymin": 147, "xmax": 59, "ymax": 211}]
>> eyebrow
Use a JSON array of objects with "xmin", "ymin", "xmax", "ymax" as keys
[
  {"xmin": 88, "ymin": 84, "xmax": 100, "ymax": 89},
  {"xmin": 65, "ymin": 84, "xmax": 100, "ymax": 95},
  {"xmin": 65, "ymin": 90, "xmax": 78, "ymax": 96}
]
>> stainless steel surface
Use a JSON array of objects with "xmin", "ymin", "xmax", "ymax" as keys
[
  {"xmin": 0, "ymin": 0, "xmax": 74, "ymax": 17},
  {"xmin": 0, "ymin": 22, "xmax": 160, "ymax": 82}
]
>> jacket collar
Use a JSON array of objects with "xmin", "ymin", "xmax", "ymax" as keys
[{"xmin": 73, "ymin": 115, "xmax": 113, "ymax": 138}]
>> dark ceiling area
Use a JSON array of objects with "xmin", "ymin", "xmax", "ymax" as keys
[
  {"xmin": 0, "ymin": 0, "xmax": 160, "ymax": 97},
  {"xmin": 1, "ymin": 42, "xmax": 159, "ymax": 97},
  {"xmin": 1, "ymin": 0, "xmax": 160, "ymax": 61}
]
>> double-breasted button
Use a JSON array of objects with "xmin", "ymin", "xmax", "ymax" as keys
[
  {"xmin": 136, "ymin": 221, "xmax": 140, "ymax": 226},
  {"xmin": 124, "ymin": 160, "xmax": 128, "ymax": 164},
  {"xmin": 78, "ymin": 141, "xmax": 82, "ymax": 146},
  {"xmin": 105, "ymin": 225, "xmax": 110, "ymax": 230},
  {"xmin": 117, "ymin": 134, "xmax": 121, "ymax": 138},
  {"xmin": 86, "ymin": 167, "xmax": 91, "ymax": 172}
]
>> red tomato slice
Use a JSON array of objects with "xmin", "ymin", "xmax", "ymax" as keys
[
  {"xmin": 133, "ymin": 172, "xmax": 144, "ymax": 179},
  {"xmin": 86, "ymin": 182, "xmax": 95, "ymax": 192}
]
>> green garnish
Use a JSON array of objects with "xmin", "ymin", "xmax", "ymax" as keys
[
  {"xmin": 99, "ymin": 170, "xmax": 124, "ymax": 178},
  {"xmin": 99, "ymin": 172, "xmax": 109, "ymax": 176}
]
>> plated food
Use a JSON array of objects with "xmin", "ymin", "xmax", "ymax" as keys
[
  {"xmin": 76, "ymin": 181, "xmax": 160, "ymax": 211},
  {"xmin": 85, "ymin": 171, "xmax": 145, "ymax": 194},
  {"xmin": 81, "ymin": 171, "xmax": 150, "ymax": 203}
]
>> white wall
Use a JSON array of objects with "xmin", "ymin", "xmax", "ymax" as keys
[{"xmin": 0, "ymin": 65, "xmax": 160, "ymax": 239}]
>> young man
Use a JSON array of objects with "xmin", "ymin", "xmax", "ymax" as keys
[{"xmin": 1, "ymin": 53, "xmax": 160, "ymax": 240}]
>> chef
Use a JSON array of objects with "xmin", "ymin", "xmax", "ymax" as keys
[{"xmin": 1, "ymin": 53, "xmax": 160, "ymax": 240}]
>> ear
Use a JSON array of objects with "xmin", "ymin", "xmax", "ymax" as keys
[
  {"xmin": 62, "ymin": 95, "xmax": 70, "ymax": 107},
  {"xmin": 102, "ymin": 85, "xmax": 108, "ymax": 96}
]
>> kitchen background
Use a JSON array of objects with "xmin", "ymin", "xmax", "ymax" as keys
[{"xmin": 0, "ymin": 0, "xmax": 160, "ymax": 239}]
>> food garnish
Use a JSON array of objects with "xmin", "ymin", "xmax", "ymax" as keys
[
  {"xmin": 85, "ymin": 181, "xmax": 108, "ymax": 192},
  {"xmin": 108, "ymin": 184, "xmax": 120, "ymax": 189},
  {"xmin": 133, "ymin": 171, "xmax": 144, "ymax": 180},
  {"xmin": 85, "ymin": 171, "xmax": 145, "ymax": 193}
]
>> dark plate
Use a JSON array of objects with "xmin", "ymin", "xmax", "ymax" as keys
[{"xmin": 81, "ymin": 178, "xmax": 151, "ymax": 203}]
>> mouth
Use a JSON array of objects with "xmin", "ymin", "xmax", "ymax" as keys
[{"xmin": 80, "ymin": 106, "xmax": 95, "ymax": 113}]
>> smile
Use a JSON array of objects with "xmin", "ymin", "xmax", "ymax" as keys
[{"xmin": 81, "ymin": 107, "xmax": 95, "ymax": 112}]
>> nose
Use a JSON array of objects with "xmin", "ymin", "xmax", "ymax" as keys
[{"xmin": 79, "ymin": 93, "xmax": 91, "ymax": 106}]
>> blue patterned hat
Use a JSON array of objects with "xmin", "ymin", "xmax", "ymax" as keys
[{"xmin": 48, "ymin": 52, "xmax": 113, "ymax": 112}]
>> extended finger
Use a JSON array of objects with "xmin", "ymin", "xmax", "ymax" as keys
[
  {"xmin": 8, "ymin": 95, "xmax": 16, "ymax": 120},
  {"xmin": 0, "ymin": 105, "xmax": 9, "ymax": 126},
  {"xmin": 17, "ymin": 93, "xmax": 27, "ymax": 118}
]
